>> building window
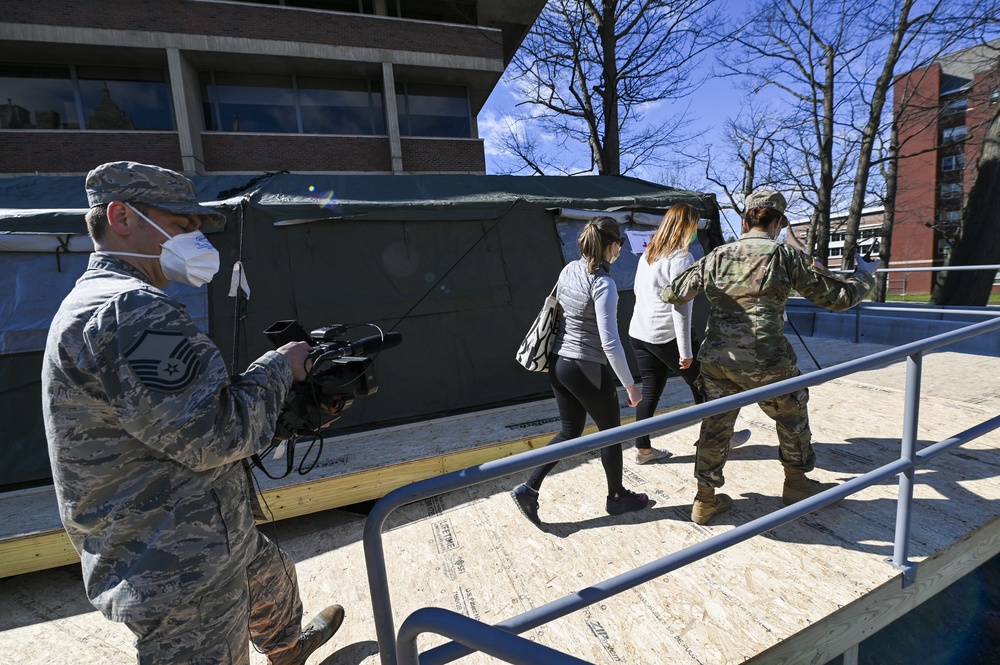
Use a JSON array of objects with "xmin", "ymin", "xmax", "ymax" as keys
[
  {"xmin": 396, "ymin": 82, "xmax": 472, "ymax": 138},
  {"xmin": 213, "ymin": 0, "xmax": 375, "ymax": 12},
  {"xmin": 201, "ymin": 72, "xmax": 384, "ymax": 135},
  {"xmin": 939, "ymin": 210, "xmax": 962, "ymax": 224},
  {"xmin": 829, "ymin": 247, "xmax": 843, "ymax": 257},
  {"xmin": 943, "ymin": 98, "xmax": 968, "ymax": 115},
  {"xmin": 298, "ymin": 77, "xmax": 384, "ymax": 135},
  {"xmin": 942, "ymin": 125, "xmax": 967, "ymax": 143},
  {"xmin": 387, "ymin": 0, "xmax": 477, "ymax": 24},
  {"xmin": 0, "ymin": 63, "xmax": 173, "ymax": 130},
  {"xmin": 937, "ymin": 239, "xmax": 951, "ymax": 257},
  {"xmin": 941, "ymin": 154, "xmax": 966, "ymax": 172},
  {"xmin": 940, "ymin": 183, "xmax": 964, "ymax": 200},
  {"xmin": 991, "ymin": 87, "xmax": 999, "ymax": 104}
]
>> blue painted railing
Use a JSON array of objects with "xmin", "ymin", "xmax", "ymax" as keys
[{"xmin": 364, "ymin": 315, "xmax": 1000, "ymax": 665}]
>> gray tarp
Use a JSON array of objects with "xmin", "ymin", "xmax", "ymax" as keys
[{"xmin": 0, "ymin": 173, "xmax": 721, "ymax": 489}]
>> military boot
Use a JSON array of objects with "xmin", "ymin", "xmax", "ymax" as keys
[
  {"xmin": 782, "ymin": 468, "xmax": 837, "ymax": 506},
  {"xmin": 268, "ymin": 604, "xmax": 345, "ymax": 665},
  {"xmin": 691, "ymin": 482, "xmax": 731, "ymax": 525}
]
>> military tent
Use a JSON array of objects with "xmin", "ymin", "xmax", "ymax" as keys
[{"xmin": 0, "ymin": 173, "xmax": 722, "ymax": 490}]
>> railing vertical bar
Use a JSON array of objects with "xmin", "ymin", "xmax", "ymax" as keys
[{"xmin": 892, "ymin": 351, "xmax": 922, "ymax": 581}]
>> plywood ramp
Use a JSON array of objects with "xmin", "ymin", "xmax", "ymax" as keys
[{"xmin": 3, "ymin": 342, "xmax": 1000, "ymax": 665}]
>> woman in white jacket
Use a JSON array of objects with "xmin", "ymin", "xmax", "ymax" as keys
[{"xmin": 628, "ymin": 204, "xmax": 749, "ymax": 464}]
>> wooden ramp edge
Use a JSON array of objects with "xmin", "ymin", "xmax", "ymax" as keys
[{"xmin": 0, "ymin": 396, "xmax": 680, "ymax": 579}]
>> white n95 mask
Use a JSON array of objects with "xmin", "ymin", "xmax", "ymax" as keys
[{"xmin": 106, "ymin": 203, "xmax": 221, "ymax": 287}]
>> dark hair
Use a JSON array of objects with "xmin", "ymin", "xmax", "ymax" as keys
[
  {"xmin": 85, "ymin": 201, "xmax": 150, "ymax": 241},
  {"xmin": 578, "ymin": 216, "xmax": 621, "ymax": 273},
  {"xmin": 745, "ymin": 206, "xmax": 784, "ymax": 230}
]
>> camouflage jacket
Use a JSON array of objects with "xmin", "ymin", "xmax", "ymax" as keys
[
  {"xmin": 41, "ymin": 253, "xmax": 292, "ymax": 622},
  {"xmin": 661, "ymin": 231, "xmax": 875, "ymax": 373}
]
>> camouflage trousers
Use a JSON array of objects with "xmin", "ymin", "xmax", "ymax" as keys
[
  {"xmin": 127, "ymin": 530, "xmax": 303, "ymax": 664},
  {"xmin": 695, "ymin": 362, "xmax": 814, "ymax": 488}
]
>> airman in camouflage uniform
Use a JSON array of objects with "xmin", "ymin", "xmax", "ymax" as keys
[
  {"xmin": 42, "ymin": 162, "xmax": 343, "ymax": 664},
  {"xmin": 662, "ymin": 190, "xmax": 879, "ymax": 524}
]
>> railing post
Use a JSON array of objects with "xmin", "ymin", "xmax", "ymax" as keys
[
  {"xmin": 855, "ymin": 306, "xmax": 862, "ymax": 343},
  {"xmin": 891, "ymin": 350, "xmax": 921, "ymax": 586}
]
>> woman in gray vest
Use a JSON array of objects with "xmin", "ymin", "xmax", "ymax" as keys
[{"xmin": 512, "ymin": 217, "xmax": 649, "ymax": 524}]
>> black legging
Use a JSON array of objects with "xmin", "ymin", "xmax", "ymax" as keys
[
  {"xmin": 526, "ymin": 356, "xmax": 624, "ymax": 496},
  {"xmin": 629, "ymin": 336, "xmax": 704, "ymax": 449}
]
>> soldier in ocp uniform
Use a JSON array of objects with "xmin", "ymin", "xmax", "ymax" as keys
[
  {"xmin": 662, "ymin": 190, "xmax": 879, "ymax": 525},
  {"xmin": 42, "ymin": 162, "xmax": 344, "ymax": 664}
]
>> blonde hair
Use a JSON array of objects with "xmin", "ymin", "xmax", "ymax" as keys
[
  {"xmin": 578, "ymin": 217, "xmax": 622, "ymax": 273},
  {"xmin": 644, "ymin": 203, "xmax": 699, "ymax": 264}
]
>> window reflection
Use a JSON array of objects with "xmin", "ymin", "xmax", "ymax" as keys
[
  {"xmin": 1, "ymin": 65, "xmax": 79, "ymax": 129},
  {"xmin": 78, "ymin": 66, "xmax": 173, "ymax": 130},
  {"xmin": 0, "ymin": 63, "xmax": 172, "ymax": 131},
  {"xmin": 201, "ymin": 72, "xmax": 386, "ymax": 135},
  {"xmin": 298, "ymin": 77, "xmax": 384, "ymax": 135},
  {"xmin": 396, "ymin": 82, "xmax": 471, "ymax": 138}
]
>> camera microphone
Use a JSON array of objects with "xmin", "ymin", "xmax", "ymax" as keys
[{"xmin": 316, "ymin": 331, "xmax": 403, "ymax": 360}]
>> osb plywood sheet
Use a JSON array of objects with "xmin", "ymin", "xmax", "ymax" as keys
[{"xmin": 3, "ymin": 344, "xmax": 1000, "ymax": 665}]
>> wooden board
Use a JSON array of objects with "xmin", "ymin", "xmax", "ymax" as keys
[{"xmin": 2, "ymin": 341, "xmax": 1000, "ymax": 664}]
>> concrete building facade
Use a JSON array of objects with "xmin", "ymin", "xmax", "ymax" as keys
[{"xmin": 0, "ymin": 0, "xmax": 545, "ymax": 176}]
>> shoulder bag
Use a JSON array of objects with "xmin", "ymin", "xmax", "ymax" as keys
[{"xmin": 515, "ymin": 283, "xmax": 561, "ymax": 372}]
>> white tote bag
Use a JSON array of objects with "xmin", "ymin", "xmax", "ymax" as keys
[{"xmin": 515, "ymin": 285, "xmax": 560, "ymax": 372}]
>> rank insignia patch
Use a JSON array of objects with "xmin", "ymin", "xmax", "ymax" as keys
[{"xmin": 125, "ymin": 330, "xmax": 201, "ymax": 392}]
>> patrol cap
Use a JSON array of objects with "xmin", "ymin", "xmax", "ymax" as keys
[
  {"xmin": 86, "ymin": 161, "xmax": 226, "ymax": 230},
  {"xmin": 745, "ymin": 189, "xmax": 788, "ymax": 228},
  {"xmin": 745, "ymin": 189, "xmax": 787, "ymax": 214}
]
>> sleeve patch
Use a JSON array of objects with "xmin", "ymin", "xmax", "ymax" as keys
[{"xmin": 124, "ymin": 330, "xmax": 202, "ymax": 392}]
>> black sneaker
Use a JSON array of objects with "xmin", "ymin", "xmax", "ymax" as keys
[
  {"xmin": 606, "ymin": 488, "xmax": 649, "ymax": 515},
  {"xmin": 511, "ymin": 484, "xmax": 541, "ymax": 525}
]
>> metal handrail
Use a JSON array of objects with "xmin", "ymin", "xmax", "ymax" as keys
[
  {"xmin": 364, "ymin": 315, "xmax": 1000, "ymax": 665},
  {"xmin": 397, "ymin": 608, "xmax": 591, "ymax": 665}
]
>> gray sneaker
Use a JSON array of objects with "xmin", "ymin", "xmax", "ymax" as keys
[
  {"xmin": 268, "ymin": 604, "xmax": 345, "ymax": 665},
  {"xmin": 730, "ymin": 429, "xmax": 752, "ymax": 447},
  {"xmin": 635, "ymin": 448, "xmax": 672, "ymax": 464}
]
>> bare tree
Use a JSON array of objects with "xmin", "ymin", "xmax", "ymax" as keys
[
  {"xmin": 697, "ymin": 101, "xmax": 787, "ymax": 216},
  {"xmin": 500, "ymin": 0, "xmax": 720, "ymax": 176},
  {"xmin": 716, "ymin": 0, "xmax": 890, "ymax": 263}
]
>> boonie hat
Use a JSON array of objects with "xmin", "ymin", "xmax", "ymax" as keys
[{"xmin": 86, "ymin": 161, "xmax": 226, "ymax": 230}]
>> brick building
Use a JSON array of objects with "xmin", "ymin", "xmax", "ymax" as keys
[
  {"xmin": 0, "ymin": 0, "xmax": 545, "ymax": 176},
  {"xmin": 893, "ymin": 39, "xmax": 1000, "ymax": 294}
]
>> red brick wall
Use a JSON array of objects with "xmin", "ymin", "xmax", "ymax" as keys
[
  {"xmin": 5, "ymin": 0, "xmax": 502, "ymax": 60},
  {"xmin": 202, "ymin": 134, "xmax": 393, "ymax": 172},
  {"xmin": 0, "ymin": 132, "xmax": 182, "ymax": 174},
  {"xmin": 893, "ymin": 65, "xmax": 942, "ymax": 294},
  {"xmin": 401, "ymin": 138, "xmax": 485, "ymax": 173}
]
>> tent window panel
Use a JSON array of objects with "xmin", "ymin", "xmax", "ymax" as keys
[
  {"xmin": 76, "ymin": 66, "xmax": 173, "ymax": 131},
  {"xmin": 0, "ymin": 64, "xmax": 80, "ymax": 129},
  {"xmin": 298, "ymin": 77, "xmax": 384, "ymax": 135}
]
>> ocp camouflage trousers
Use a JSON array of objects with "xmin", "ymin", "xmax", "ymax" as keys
[
  {"xmin": 695, "ymin": 363, "xmax": 814, "ymax": 488},
  {"xmin": 128, "ymin": 530, "xmax": 303, "ymax": 664}
]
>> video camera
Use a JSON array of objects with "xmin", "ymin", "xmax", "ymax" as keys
[{"xmin": 264, "ymin": 320, "xmax": 402, "ymax": 443}]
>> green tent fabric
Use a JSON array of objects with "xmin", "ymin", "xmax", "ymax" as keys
[{"xmin": 0, "ymin": 173, "xmax": 721, "ymax": 489}]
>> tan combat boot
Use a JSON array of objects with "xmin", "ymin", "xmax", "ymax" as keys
[
  {"xmin": 691, "ymin": 482, "xmax": 732, "ymax": 525},
  {"xmin": 782, "ymin": 468, "xmax": 837, "ymax": 506},
  {"xmin": 268, "ymin": 604, "xmax": 345, "ymax": 665}
]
